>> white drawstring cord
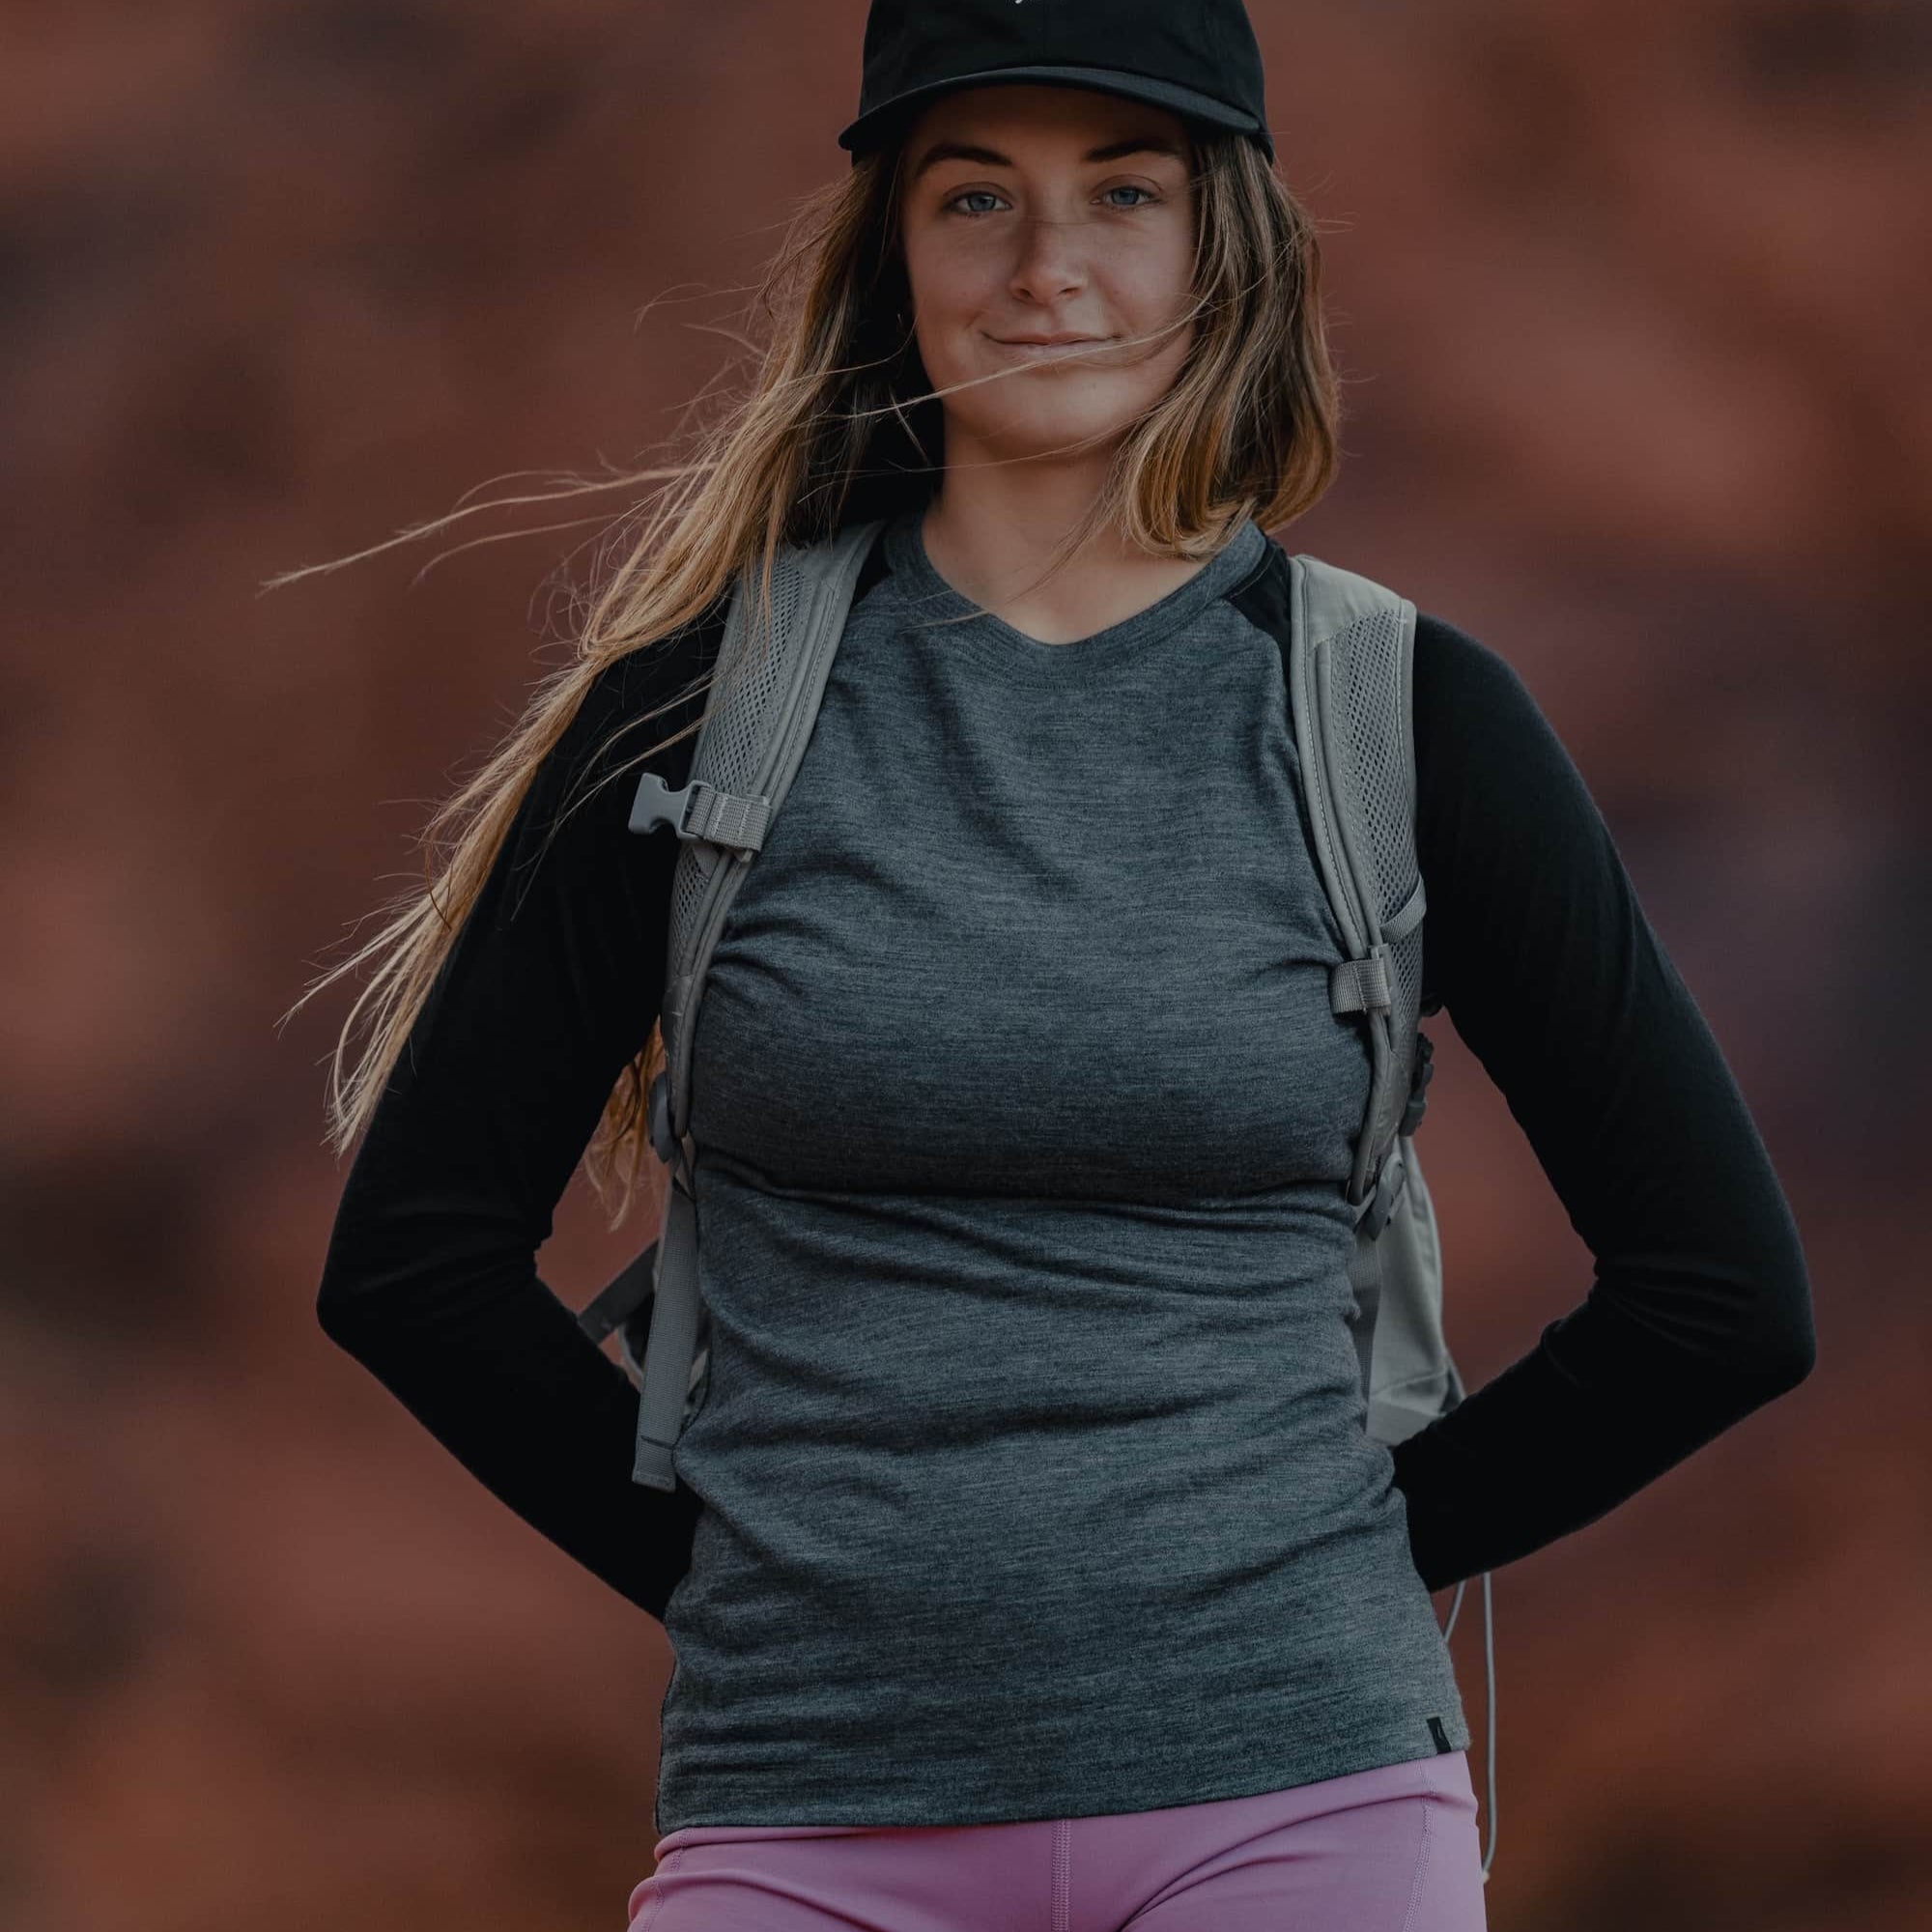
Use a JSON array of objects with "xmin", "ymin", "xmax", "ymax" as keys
[{"xmin": 1440, "ymin": 1570, "xmax": 1497, "ymax": 1882}]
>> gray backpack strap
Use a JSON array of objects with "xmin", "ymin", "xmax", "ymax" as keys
[
  {"xmin": 617, "ymin": 519, "xmax": 885, "ymax": 1492},
  {"xmin": 1285, "ymin": 553, "xmax": 1463, "ymax": 1435},
  {"xmin": 1290, "ymin": 553, "xmax": 1497, "ymax": 1886},
  {"xmin": 1284, "ymin": 554, "xmax": 1425, "ymax": 1234}
]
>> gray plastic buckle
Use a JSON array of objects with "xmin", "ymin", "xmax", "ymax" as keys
[
  {"xmin": 630, "ymin": 772, "xmax": 768, "ymax": 864},
  {"xmin": 630, "ymin": 772, "xmax": 696, "ymax": 839}
]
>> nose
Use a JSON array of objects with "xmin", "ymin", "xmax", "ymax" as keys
[{"xmin": 1007, "ymin": 210, "xmax": 1087, "ymax": 307}]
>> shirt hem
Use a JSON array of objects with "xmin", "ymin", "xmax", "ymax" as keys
[{"xmin": 653, "ymin": 1707, "xmax": 1474, "ymax": 1836}]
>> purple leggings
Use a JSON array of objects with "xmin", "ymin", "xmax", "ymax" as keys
[{"xmin": 625, "ymin": 1749, "xmax": 1487, "ymax": 1932}]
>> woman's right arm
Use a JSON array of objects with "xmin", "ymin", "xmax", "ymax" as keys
[{"xmin": 315, "ymin": 618, "xmax": 720, "ymax": 1626}]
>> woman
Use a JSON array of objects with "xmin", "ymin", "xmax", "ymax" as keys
[{"xmin": 304, "ymin": 3, "xmax": 1816, "ymax": 1927}]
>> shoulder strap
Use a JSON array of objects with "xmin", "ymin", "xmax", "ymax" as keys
[
  {"xmin": 647, "ymin": 521, "xmax": 888, "ymax": 1160},
  {"xmin": 1284, "ymin": 553, "xmax": 1425, "ymax": 1236},
  {"xmin": 1288, "ymin": 556, "xmax": 1495, "ymax": 1874},
  {"xmin": 605, "ymin": 519, "xmax": 885, "ymax": 1491}
]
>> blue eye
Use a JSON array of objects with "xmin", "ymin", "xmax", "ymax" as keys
[{"xmin": 944, "ymin": 185, "xmax": 1160, "ymax": 217}]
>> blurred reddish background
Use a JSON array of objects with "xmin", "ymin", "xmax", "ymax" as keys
[{"xmin": 2, "ymin": 3, "xmax": 1927, "ymax": 1928}]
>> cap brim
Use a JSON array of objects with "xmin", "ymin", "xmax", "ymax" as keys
[{"xmin": 838, "ymin": 65, "xmax": 1272, "ymax": 162}]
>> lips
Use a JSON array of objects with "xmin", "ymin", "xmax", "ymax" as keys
[{"xmin": 988, "ymin": 334, "xmax": 1113, "ymax": 359}]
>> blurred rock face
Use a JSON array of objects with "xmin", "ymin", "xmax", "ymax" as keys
[{"xmin": 0, "ymin": 4, "xmax": 1925, "ymax": 1929}]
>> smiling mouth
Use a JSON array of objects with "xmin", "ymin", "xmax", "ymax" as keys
[{"xmin": 988, "ymin": 336, "xmax": 1112, "ymax": 356}]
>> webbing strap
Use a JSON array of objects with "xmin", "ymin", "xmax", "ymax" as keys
[
  {"xmin": 631, "ymin": 1179, "xmax": 700, "ymax": 1493},
  {"xmin": 576, "ymin": 1239, "xmax": 658, "ymax": 1346},
  {"xmin": 1345, "ymin": 1221, "xmax": 1383, "ymax": 1400},
  {"xmin": 683, "ymin": 781, "xmax": 771, "ymax": 851},
  {"xmin": 1383, "ymin": 874, "xmax": 1426, "ymax": 945},
  {"xmin": 1328, "ymin": 950, "xmax": 1391, "ymax": 1016}
]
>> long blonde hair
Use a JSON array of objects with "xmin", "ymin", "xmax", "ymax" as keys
[{"xmin": 281, "ymin": 126, "xmax": 1344, "ymax": 1223}]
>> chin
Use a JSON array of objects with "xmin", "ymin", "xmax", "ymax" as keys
[{"xmin": 959, "ymin": 398, "xmax": 1144, "ymax": 464}]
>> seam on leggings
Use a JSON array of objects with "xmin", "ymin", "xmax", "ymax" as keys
[
  {"xmin": 1398, "ymin": 1795, "xmax": 1436, "ymax": 1932},
  {"xmin": 636, "ymin": 1845, "xmax": 682, "ymax": 1932},
  {"xmin": 1054, "ymin": 1818, "xmax": 1071, "ymax": 1932}
]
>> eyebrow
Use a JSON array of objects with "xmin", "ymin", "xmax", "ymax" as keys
[{"xmin": 908, "ymin": 134, "xmax": 1188, "ymax": 183}]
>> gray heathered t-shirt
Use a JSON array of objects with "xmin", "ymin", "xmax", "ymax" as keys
[{"xmin": 654, "ymin": 505, "xmax": 1471, "ymax": 1834}]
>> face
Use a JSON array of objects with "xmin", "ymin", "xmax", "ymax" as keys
[{"xmin": 895, "ymin": 83, "xmax": 1199, "ymax": 471}]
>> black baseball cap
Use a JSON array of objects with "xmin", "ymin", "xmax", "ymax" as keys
[{"xmin": 837, "ymin": 0, "xmax": 1275, "ymax": 165}]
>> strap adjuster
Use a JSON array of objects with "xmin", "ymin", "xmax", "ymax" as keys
[{"xmin": 630, "ymin": 773, "xmax": 771, "ymax": 853}]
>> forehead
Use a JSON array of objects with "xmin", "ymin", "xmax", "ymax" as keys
[{"xmin": 902, "ymin": 81, "xmax": 1191, "ymax": 179}]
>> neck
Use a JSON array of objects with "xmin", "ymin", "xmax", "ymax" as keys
[{"xmin": 917, "ymin": 449, "xmax": 1230, "ymax": 648}]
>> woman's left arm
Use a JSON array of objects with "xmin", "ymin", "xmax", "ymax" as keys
[{"xmin": 1386, "ymin": 611, "xmax": 1817, "ymax": 1594}]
